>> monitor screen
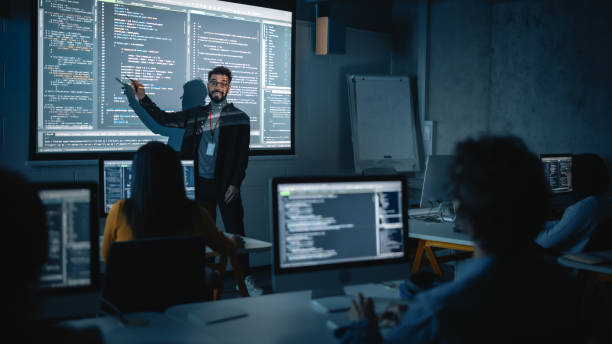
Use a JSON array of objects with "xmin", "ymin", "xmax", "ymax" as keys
[
  {"xmin": 36, "ymin": 183, "xmax": 99, "ymax": 291},
  {"xmin": 271, "ymin": 176, "xmax": 410, "ymax": 293},
  {"xmin": 33, "ymin": 0, "xmax": 295, "ymax": 158},
  {"xmin": 101, "ymin": 159, "xmax": 195, "ymax": 214},
  {"xmin": 420, "ymin": 155, "xmax": 454, "ymax": 208},
  {"xmin": 541, "ymin": 154, "xmax": 573, "ymax": 194}
]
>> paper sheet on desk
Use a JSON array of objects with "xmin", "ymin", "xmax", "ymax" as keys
[
  {"xmin": 105, "ymin": 312, "xmax": 225, "ymax": 344},
  {"xmin": 184, "ymin": 306, "xmax": 248, "ymax": 326}
]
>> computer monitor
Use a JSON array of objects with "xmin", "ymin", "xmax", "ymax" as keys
[
  {"xmin": 541, "ymin": 154, "xmax": 573, "ymax": 194},
  {"xmin": 270, "ymin": 176, "xmax": 410, "ymax": 297},
  {"xmin": 420, "ymin": 155, "xmax": 455, "ymax": 208},
  {"xmin": 35, "ymin": 183, "xmax": 99, "ymax": 292},
  {"xmin": 100, "ymin": 159, "xmax": 195, "ymax": 214}
]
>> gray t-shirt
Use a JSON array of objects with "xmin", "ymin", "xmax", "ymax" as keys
[{"xmin": 198, "ymin": 100, "xmax": 224, "ymax": 178}]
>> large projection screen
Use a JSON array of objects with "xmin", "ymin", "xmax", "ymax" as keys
[{"xmin": 31, "ymin": 0, "xmax": 295, "ymax": 159}]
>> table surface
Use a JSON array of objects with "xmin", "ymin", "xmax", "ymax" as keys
[
  {"xmin": 408, "ymin": 219, "xmax": 474, "ymax": 246},
  {"xmin": 64, "ymin": 283, "xmax": 403, "ymax": 344},
  {"xmin": 206, "ymin": 234, "xmax": 272, "ymax": 255}
]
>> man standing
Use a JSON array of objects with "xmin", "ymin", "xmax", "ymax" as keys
[{"xmin": 127, "ymin": 66, "xmax": 261, "ymax": 296}]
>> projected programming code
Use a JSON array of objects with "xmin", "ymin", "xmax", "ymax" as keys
[
  {"xmin": 37, "ymin": 0, "xmax": 293, "ymax": 153},
  {"xmin": 98, "ymin": 2, "xmax": 186, "ymax": 128},
  {"xmin": 39, "ymin": 191, "xmax": 92, "ymax": 289},
  {"xmin": 41, "ymin": 0, "xmax": 95, "ymax": 130},
  {"xmin": 260, "ymin": 23, "xmax": 292, "ymax": 147},
  {"xmin": 190, "ymin": 13, "xmax": 261, "ymax": 143},
  {"xmin": 279, "ymin": 189, "xmax": 403, "ymax": 268}
]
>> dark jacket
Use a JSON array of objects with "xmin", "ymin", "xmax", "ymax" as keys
[{"xmin": 137, "ymin": 95, "xmax": 250, "ymax": 188}]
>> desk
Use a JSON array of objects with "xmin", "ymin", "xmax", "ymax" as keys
[
  {"xmin": 206, "ymin": 235, "xmax": 272, "ymax": 298},
  {"xmin": 63, "ymin": 283, "xmax": 401, "ymax": 344},
  {"xmin": 557, "ymin": 250, "xmax": 612, "ymax": 278},
  {"xmin": 408, "ymin": 219, "xmax": 475, "ymax": 275}
]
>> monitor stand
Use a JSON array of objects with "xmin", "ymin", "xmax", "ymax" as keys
[{"xmin": 310, "ymin": 286, "xmax": 352, "ymax": 314}]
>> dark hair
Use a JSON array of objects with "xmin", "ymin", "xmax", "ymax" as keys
[
  {"xmin": 0, "ymin": 168, "xmax": 48, "ymax": 320},
  {"xmin": 450, "ymin": 136, "xmax": 550, "ymax": 255},
  {"xmin": 182, "ymin": 78, "xmax": 207, "ymax": 107},
  {"xmin": 208, "ymin": 66, "xmax": 232, "ymax": 83},
  {"xmin": 572, "ymin": 153, "xmax": 610, "ymax": 200},
  {"xmin": 123, "ymin": 142, "xmax": 195, "ymax": 238}
]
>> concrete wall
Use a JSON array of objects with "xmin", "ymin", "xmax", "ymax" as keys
[
  {"xmin": 489, "ymin": 0, "xmax": 612, "ymax": 162},
  {"xmin": 0, "ymin": 2, "xmax": 392, "ymax": 267},
  {"xmin": 427, "ymin": 0, "xmax": 491, "ymax": 154},
  {"xmin": 427, "ymin": 0, "xmax": 612, "ymax": 165}
]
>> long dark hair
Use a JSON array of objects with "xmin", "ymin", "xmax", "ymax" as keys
[
  {"xmin": 572, "ymin": 153, "xmax": 610, "ymax": 200},
  {"xmin": 124, "ymin": 141, "xmax": 195, "ymax": 238},
  {"xmin": 450, "ymin": 136, "xmax": 550, "ymax": 255}
]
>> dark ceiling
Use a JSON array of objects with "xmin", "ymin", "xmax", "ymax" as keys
[{"xmin": 297, "ymin": 0, "xmax": 394, "ymax": 33}]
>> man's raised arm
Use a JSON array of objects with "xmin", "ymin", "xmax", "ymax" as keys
[{"xmin": 124, "ymin": 79, "xmax": 189, "ymax": 129}]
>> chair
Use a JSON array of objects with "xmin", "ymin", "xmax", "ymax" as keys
[{"xmin": 102, "ymin": 235, "xmax": 209, "ymax": 313}]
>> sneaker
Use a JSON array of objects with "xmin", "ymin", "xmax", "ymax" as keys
[{"xmin": 236, "ymin": 275, "xmax": 263, "ymax": 296}]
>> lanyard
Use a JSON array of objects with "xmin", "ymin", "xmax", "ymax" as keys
[{"xmin": 209, "ymin": 108, "xmax": 221, "ymax": 138}]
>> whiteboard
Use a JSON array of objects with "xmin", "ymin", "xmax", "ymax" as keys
[{"xmin": 347, "ymin": 75, "xmax": 421, "ymax": 173}]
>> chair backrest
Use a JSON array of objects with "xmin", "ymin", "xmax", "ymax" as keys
[
  {"xmin": 584, "ymin": 217, "xmax": 612, "ymax": 251},
  {"xmin": 103, "ymin": 235, "xmax": 207, "ymax": 313}
]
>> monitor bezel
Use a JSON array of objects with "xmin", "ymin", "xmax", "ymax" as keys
[
  {"xmin": 29, "ymin": 0, "xmax": 296, "ymax": 160},
  {"xmin": 34, "ymin": 182, "xmax": 100, "ymax": 294},
  {"xmin": 271, "ymin": 175, "xmax": 410, "ymax": 276},
  {"xmin": 419, "ymin": 154, "xmax": 455, "ymax": 208},
  {"xmin": 99, "ymin": 158, "xmax": 196, "ymax": 216},
  {"xmin": 540, "ymin": 153, "xmax": 573, "ymax": 194}
]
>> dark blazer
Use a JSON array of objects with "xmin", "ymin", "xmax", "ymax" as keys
[{"xmin": 137, "ymin": 95, "xmax": 250, "ymax": 188}]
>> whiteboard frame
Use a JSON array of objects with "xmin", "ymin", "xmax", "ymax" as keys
[{"xmin": 346, "ymin": 75, "xmax": 421, "ymax": 173}]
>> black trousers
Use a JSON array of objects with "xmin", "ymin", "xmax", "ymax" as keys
[{"xmin": 197, "ymin": 177, "xmax": 250, "ymax": 275}]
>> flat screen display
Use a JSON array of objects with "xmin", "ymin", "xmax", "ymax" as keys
[
  {"xmin": 101, "ymin": 159, "xmax": 195, "ymax": 214},
  {"xmin": 33, "ymin": 0, "xmax": 294, "ymax": 158},
  {"xmin": 541, "ymin": 154, "xmax": 573, "ymax": 194},
  {"xmin": 272, "ymin": 177, "xmax": 408, "ymax": 271},
  {"xmin": 37, "ymin": 184, "xmax": 99, "ymax": 291}
]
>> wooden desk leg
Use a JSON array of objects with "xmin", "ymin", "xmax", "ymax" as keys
[
  {"xmin": 211, "ymin": 255, "xmax": 228, "ymax": 301},
  {"xmin": 411, "ymin": 240, "xmax": 426, "ymax": 274},
  {"xmin": 424, "ymin": 245, "xmax": 443, "ymax": 276}
]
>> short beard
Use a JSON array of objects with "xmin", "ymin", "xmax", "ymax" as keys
[{"xmin": 209, "ymin": 91, "xmax": 226, "ymax": 103}]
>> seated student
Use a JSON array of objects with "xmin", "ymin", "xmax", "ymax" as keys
[
  {"xmin": 102, "ymin": 141, "xmax": 240, "ymax": 273},
  {"xmin": 337, "ymin": 136, "xmax": 584, "ymax": 343},
  {"xmin": 536, "ymin": 153, "xmax": 612, "ymax": 254},
  {"xmin": 0, "ymin": 168, "xmax": 102, "ymax": 344}
]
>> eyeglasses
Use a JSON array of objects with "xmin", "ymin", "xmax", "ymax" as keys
[{"xmin": 208, "ymin": 80, "xmax": 229, "ymax": 88}]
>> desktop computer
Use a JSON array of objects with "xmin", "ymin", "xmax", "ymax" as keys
[
  {"xmin": 100, "ymin": 159, "xmax": 195, "ymax": 214},
  {"xmin": 270, "ymin": 175, "xmax": 410, "ymax": 309},
  {"xmin": 35, "ymin": 183, "xmax": 99, "ymax": 292}
]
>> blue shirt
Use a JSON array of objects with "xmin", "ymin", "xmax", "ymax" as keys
[
  {"xmin": 336, "ymin": 252, "xmax": 583, "ymax": 343},
  {"xmin": 536, "ymin": 195, "xmax": 612, "ymax": 253},
  {"xmin": 198, "ymin": 100, "xmax": 225, "ymax": 178}
]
